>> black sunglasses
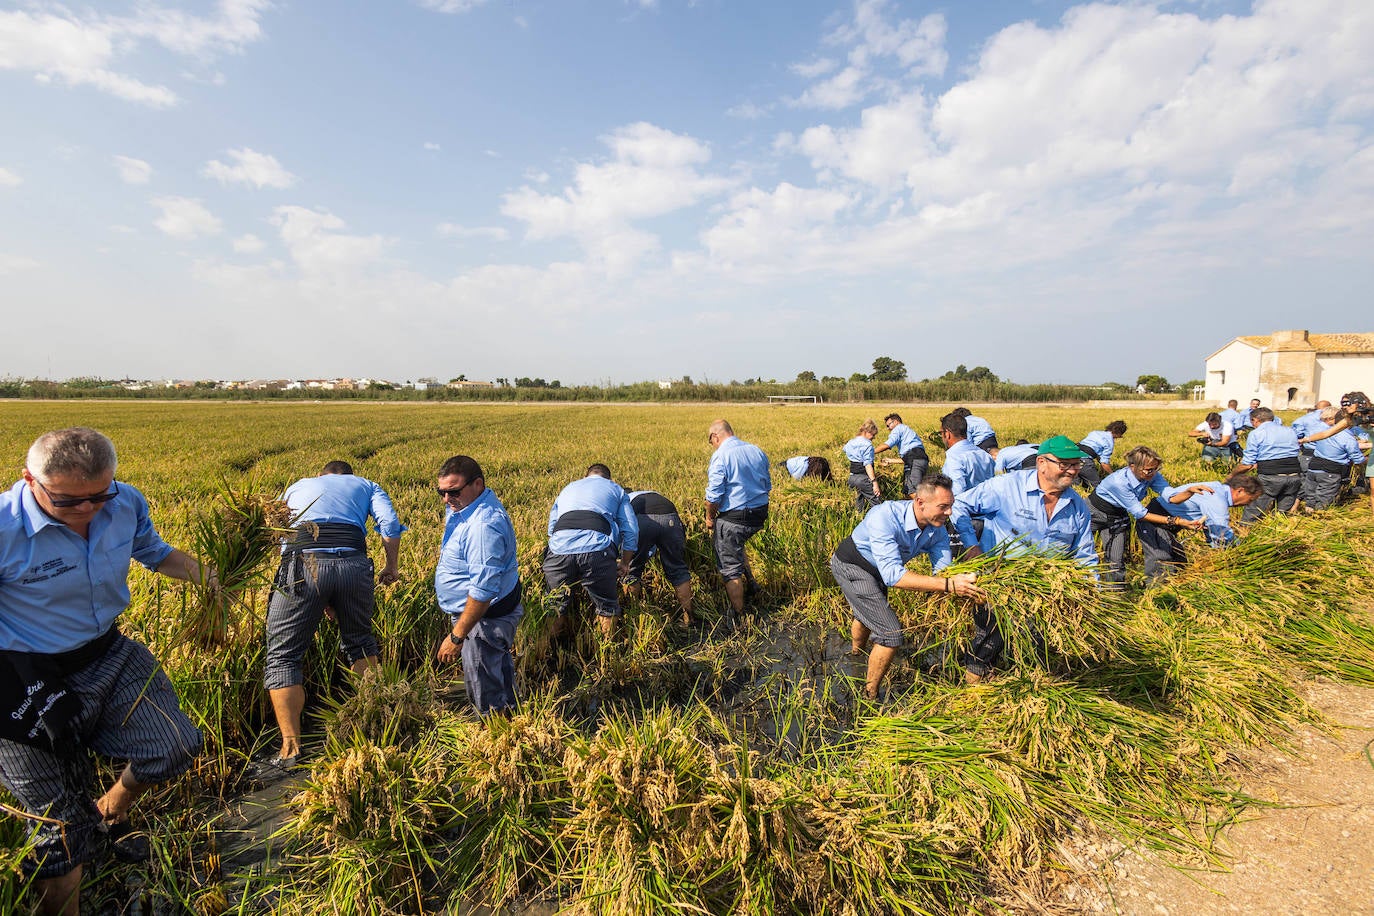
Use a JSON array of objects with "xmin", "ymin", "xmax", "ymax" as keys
[
  {"xmin": 37, "ymin": 479, "xmax": 120, "ymax": 508},
  {"xmin": 435, "ymin": 480, "xmax": 473, "ymax": 498}
]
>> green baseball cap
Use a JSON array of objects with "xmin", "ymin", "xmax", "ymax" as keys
[{"xmin": 1037, "ymin": 435, "xmax": 1087, "ymax": 460}]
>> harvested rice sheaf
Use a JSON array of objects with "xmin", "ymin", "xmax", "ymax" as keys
[
  {"xmin": 326, "ymin": 665, "xmax": 436, "ymax": 748},
  {"xmin": 916, "ymin": 551, "xmax": 1129, "ymax": 671}
]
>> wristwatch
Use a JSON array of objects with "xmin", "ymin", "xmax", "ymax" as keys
[{"xmin": 447, "ymin": 632, "xmax": 465, "ymax": 646}]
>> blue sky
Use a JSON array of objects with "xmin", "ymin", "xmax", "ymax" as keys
[{"xmin": 1, "ymin": 0, "xmax": 1370, "ymax": 385}]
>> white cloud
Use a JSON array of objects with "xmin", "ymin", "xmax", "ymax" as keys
[
  {"xmin": 789, "ymin": 0, "xmax": 947, "ymax": 110},
  {"xmin": 152, "ymin": 196, "xmax": 222, "ymax": 239},
  {"xmin": 203, "ymin": 148, "xmax": 297, "ymax": 189},
  {"xmin": 113, "ymin": 155, "xmax": 152, "ymax": 185},
  {"xmin": 423, "ymin": 141, "xmax": 441, "ymax": 151},
  {"xmin": 502, "ymin": 122, "xmax": 734, "ymax": 273},
  {"xmin": 0, "ymin": 253, "xmax": 39, "ymax": 275},
  {"xmin": 0, "ymin": 2, "xmax": 270, "ymax": 107},
  {"xmin": 0, "ymin": 167, "xmax": 20, "ymax": 188},
  {"xmin": 437, "ymin": 223, "xmax": 509, "ymax": 241},
  {"xmin": 232, "ymin": 233, "xmax": 265, "ymax": 253},
  {"xmin": 270, "ymin": 206, "xmax": 389, "ymax": 277},
  {"xmin": 419, "ymin": 0, "xmax": 490, "ymax": 13},
  {"xmin": 726, "ymin": 101, "xmax": 769, "ymax": 120}
]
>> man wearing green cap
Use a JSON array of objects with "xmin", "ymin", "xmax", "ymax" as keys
[{"xmin": 949, "ymin": 435, "xmax": 1099, "ymax": 682}]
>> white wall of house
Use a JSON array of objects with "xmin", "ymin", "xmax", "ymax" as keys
[
  {"xmin": 1315, "ymin": 355, "xmax": 1374, "ymax": 402},
  {"xmin": 1204, "ymin": 340, "xmax": 1263, "ymax": 405}
]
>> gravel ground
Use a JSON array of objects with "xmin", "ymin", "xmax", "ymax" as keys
[{"xmin": 1049, "ymin": 679, "xmax": 1374, "ymax": 916}]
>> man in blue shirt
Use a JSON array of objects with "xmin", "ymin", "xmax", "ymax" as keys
[
  {"xmin": 1088, "ymin": 446, "xmax": 1208, "ymax": 584},
  {"xmin": 829, "ymin": 474, "xmax": 985, "ymax": 699},
  {"xmin": 1232, "ymin": 408, "xmax": 1303, "ymax": 524},
  {"xmin": 994, "ymin": 440, "xmax": 1040, "ymax": 474},
  {"xmin": 543, "ymin": 463, "xmax": 638, "ymax": 643},
  {"xmin": 434, "ymin": 455, "xmax": 524, "ymax": 716},
  {"xmin": 843, "ymin": 419, "xmax": 883, "ymax": 511},
  {"xmin": 950, "ymin": 436, "xmax": 1099, "ymax": 682},
  {"xmin": 1300, "ymin": 407, "xmax": 1368, "ymax": 510},
  {"xmin": 705, "ymin": 419, "xmax": 771, "ymax": 622},
  {"xmin": 1075, "ymin": 420, "xmax": 1126, "ymax": 489},
  {"xmin": 0, "ymin": 428, "xmax": 210, "ymax": 913},
  {"xmin": 1220, "ymin": 400, "xmax": 1245, "ymax": 433},
  {"xmin": 938, "ymin": 413, "xmax": 995, "ymax": 496},
  {"xmin": 1138, "ymin": 475, "xmax": 1263, "ymax": 579},
  {"xmin": 1289, "ymin": 401, "xmax": 1332, "ymax": 471},
  {"xmin": 873, "ymin": 412, "xmax": 929, "ymax": 496},
  {"xmin": 952, "ymin": 407, "xmax": 999, "ymax": 456},
  {"xmin": 1237, "ymin": 398, "xmax": 1262, "ymax": 432},
  {"xmin": 259, "ymin": 461, "xmax": 405, "ymax": 777}
]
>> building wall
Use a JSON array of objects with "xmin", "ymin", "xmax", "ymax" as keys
[
  {"xmin": 1204, "ymin": 341, "xmax": 1263, "ymax": 405},
  {"xmin": 1315, "ymin": 355, "xmax": 1374, "ymax": 403}
]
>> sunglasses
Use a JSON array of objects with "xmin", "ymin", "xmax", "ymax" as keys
[
  {"xmin": 37, "ymin": 479, "xmax": 120, "ymax": 508},
  {"xmin": 435, "ymin": 480, "xmax": 474, "ymax": 498}
]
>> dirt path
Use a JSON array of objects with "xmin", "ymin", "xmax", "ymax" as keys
[{"xmin": 1067, "ymin": 680, "xmax": 1374, "ymax": 915}]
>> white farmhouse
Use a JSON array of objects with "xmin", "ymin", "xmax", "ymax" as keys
[{"xmin": 1205, "ymin": 330, "xmax": 1374, "ymax": 409}]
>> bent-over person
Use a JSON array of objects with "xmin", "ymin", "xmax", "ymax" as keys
[
  {"xmin": 873, "ymin": 413, "xmax": 929, "ymax": 496},
  {"xmin": 624, "ymin": 488, "xmax": 694, "ymax": 626},
  {"xmin": 705, "ymin": 420, "xmax": 771, "ymax": 622},
  {"xmin": 843, "ymin": 419, "xmax": 884, "ymax": 511}
]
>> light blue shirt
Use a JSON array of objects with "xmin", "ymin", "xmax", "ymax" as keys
[
  {"xmin": 1093, "ymin": 467, "xmax": 1172, "ymax": 520},
  {"xmin": 843, "ymin": 436, "xmax": 875, "ymax": 468},
  {"xmin": 1158, "ymin": 481, "xmax": 1237, "ymax": 547},
  {"xmin": 281, "ymin": 473, "xmax": 406, "ymax": 549},
  {"xmin": 1290, "ymin": 409, "xmax": 1326, "ymax": 441},
  {"xmin": 850, "ymin": 500, "xmax": 951, "ymax": 587},
  {"xmin": 547, "ymin": 476, "xmax": 639, "ymax": 556},
  {"xmin": 784, "ymin": 456, "xmax": 810, "ymax": 480},
  {"xmin": 0, "ymin": 480, "xmax": 174, "ymax": 653},
  {"xmin": 436, "ymin": 487, "xmax": 519, "ymax": 610},
  {"xmin": 951, "ymin": 469, "xmax": 1098, "ymax": 566},
  {"xmin": 884, "ymin": 423, "xmax": 925, "ymax": 457},
  {"xmin": 1310, "ymin": 427, "xmax": 1367, "ymax": 465},
  {"xmin": 705, "ymin": 436, "xmax": 771, "ymax": 511},
  {"xmin": 1240, "ymin": 421, "xmax": 1300, "ymax": 464},
  {"xmin": 1079, "ymin": 430, "xmax": 1117, "ymax": 464},
  {"xmin": 964, "ymin": 415, "xmax": 995, "ymax": 446},
  {"xmin": 1219, "ymin": 408, "xmax": 1244, "ymax": 430},
  {"xmin": 942, "ymin": 439, "xmax": 995, "ymax": 495},
  {"xmin": 994, "ymin": 443, "xmax": 1039, "ymax": 474}
]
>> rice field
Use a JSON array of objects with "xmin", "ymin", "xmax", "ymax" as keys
[{"xmin": 1, "ymin": 400, "xmax": 1372, "ymax": 914}]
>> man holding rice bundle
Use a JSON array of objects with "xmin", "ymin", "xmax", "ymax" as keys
[
  {"xmin": 830, "ymin": 474, "xmax": 985, "ymax": 699},
  {"xmin": 257, "ymin": 460, "xmax": 405, "ymax": 779},
  {"xmin": 949, "ymin": 436, "xmax": 1099, "ymax": 682},
  {"xmin": 842, "ymin": 419, "xmax": 884, "ymax": 511},
  {"xmin": 1088, "ymin": 446, "xmax": 1209, "ymax": 585},
  {"xmin": 0, "ymin": 428, "xmax": 211, "ymax": 915},
  {"xmin": 435, "ymin": 455, "xmax": 524, "ymax": 716},
  {"xmin": 1136, "ymin": 475, "xmax": 1264, "ymax": 579}
]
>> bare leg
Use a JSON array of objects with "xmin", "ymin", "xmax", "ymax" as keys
[
  {"xmin": 268, "ymin": 685, "xmax": 306, "ymax": 759},
  {"xmin": 724, "ymin": 578, "xmax": 746, "ymax": 614},
  {"xmin": 597, "ymin": 615, "xmax": 617, "ymax": 640},
  {"xmin": 865, "ymin": 645, "xmax": 897, "ymax": 699},
  {"xmin": 35, "ymin": 865, "xmax": 81, "ymax": 916},
  {"xmin": 673, "ymin": 581, "xmax": 693, "ymax": 625},
  {"xmin": 850, "ymin": 619, "xmax": 871, "ymax": 654}
]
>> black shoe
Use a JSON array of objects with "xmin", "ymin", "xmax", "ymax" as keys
[
  {"xmin": 99, "ymin": 820, "xmax": 150, "ymax": 864},
  {"xmin": 247, "ymin": 753, "xmax": 302, "ymax": 786}
]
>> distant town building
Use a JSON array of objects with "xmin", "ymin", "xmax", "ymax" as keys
[
  {"xmin": 447, "ymin": 379, "xmax": 495, "ymax": 389},
  {"xmin": 1205, "ymin": 330, "xmax": 1374, "ymax": 408}
]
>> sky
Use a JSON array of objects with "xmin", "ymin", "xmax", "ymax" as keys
[{"xmin": 1, "ymin": 0, "xmax": 1371, "ymax": 386}]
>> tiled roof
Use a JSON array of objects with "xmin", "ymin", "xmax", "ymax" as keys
[{"xmin": 1237, "ymin": 333, "xmax": 1374, "ymax": 354}]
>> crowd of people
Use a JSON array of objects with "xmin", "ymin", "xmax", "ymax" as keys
[{"xmin": 2, "ymin": 401, "xmax": 1370, "ymax": 912}]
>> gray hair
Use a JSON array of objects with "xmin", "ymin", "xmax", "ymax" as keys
[{"xmin": 26, "ymin": 427, "xmax": 118, "ymax": 481}]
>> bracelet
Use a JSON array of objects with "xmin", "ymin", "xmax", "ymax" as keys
[{"xmin": 944, "ymin": 577, "xmax": 952, "ymax": 593}]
